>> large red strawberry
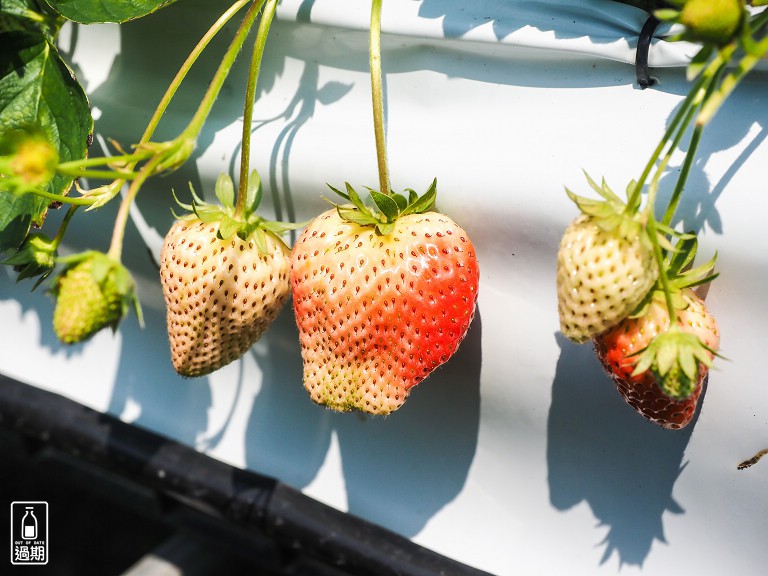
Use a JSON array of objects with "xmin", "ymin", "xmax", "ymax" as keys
[
  {"xmin": 557, "ymin": 174, "xmax": 659, "ymax": 343},
  {"xmin": 593, "ymin": 242, "xmax": 720, "ymax": 429},
  {"xmin": 290, "ymin": 180, "xmax": 479, "ymax": 415},
  {"xmin": 160, "ymin": 171, "xmax": 297, "ymax": 377}
]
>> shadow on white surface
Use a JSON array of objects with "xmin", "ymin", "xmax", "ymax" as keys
[
  {"xmin": 246, "ymin": 310, "xmax": 483, "ymax": 538},
  {"xmin": 547, "ymin": 333, "xmax": 699, "ymax": 568}
]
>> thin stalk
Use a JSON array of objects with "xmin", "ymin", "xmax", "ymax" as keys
[
  {"xmin": 661, "ymin": 62, "xmax": 727, "ymax": 227},
  {"xmin": 139, "ymin": 0, "xmax": 252, "ymax": 146},
  {"xmin": 56, "ymin": 153, "xmax": 149, "ymax": 171},
  {"xmin": 22, "ymin": 187, "xmax": 97, "ymax": 206},
  {"xmin": 107, "ymin": 154, "xmax": 165, "ymax": 261},
  {"xmin": 697, "ymin": 35, "xmax": 768, "ymax": 127},
  {"xmin": 628, "ymin": 71, "xmax": 708, "ymax": 210},
  {"xmin": 180, "ymin": 0, "xmax": 267, "ymax": 143},
  {"xmin": 370, "ymin": 0, "xmax": 389, "ymax": 195},
  {"xmin": 51, "ymin": 205, "xmax": 78, "ymax": 248},
  {"xmin": 236, "ymin": 0, "xmax": 278, "ymax": 217},
  {"xmin": 55, "ymin": 168, "xmax": 140, "ymax": 181}
]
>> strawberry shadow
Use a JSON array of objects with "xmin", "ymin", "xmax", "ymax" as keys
[
  {"xmin": 244, "ymin": 305, "xmax": 333, "ymax": 488},
  {"xmin": 546, "ymin": 332, "xmax": 701, "ymax": 568},
  {"xmin": 331, "ymin": 310, "xmax": 482, "ymax": 537}
]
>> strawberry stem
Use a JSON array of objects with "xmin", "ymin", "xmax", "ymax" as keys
[
  {"xmin": 177, "ymin": 0, "xmax": 266, "ymax": 149},
  {"xmin": 51, "ymin": 205, "xmax": 78, "ymax": 249},
  {"xmin": 236, "ymin": 0, "xmax": 278, "ymax": 218},
  {"xmin": 370, "ymin": 0, "xmax": 390, "ymax": 195},
  {"xmin": 141, "ymin": 0, "xmax": 253, "ymax": 147}
]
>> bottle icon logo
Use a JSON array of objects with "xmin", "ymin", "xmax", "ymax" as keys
[
  {"xmin": 21, "ymin": 507, "xmax": 37, "ymax": 540},
  {"xmin": 10, "ymin": 502, "xmax": 48, "ymax": 565}
]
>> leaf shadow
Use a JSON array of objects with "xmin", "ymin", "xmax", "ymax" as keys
[{"xmin": 547, "ymin": 332, "xmax": 701, "ymax": 568}]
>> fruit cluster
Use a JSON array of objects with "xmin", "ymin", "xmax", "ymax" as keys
[{"xmin": 2, "ymin": 0, "xmax": 767, "ymax": 431}]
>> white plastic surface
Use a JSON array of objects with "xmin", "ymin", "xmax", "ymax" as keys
[{"xmin": 2, "ymin": 1, "xmax": 767, "ymax": 575}]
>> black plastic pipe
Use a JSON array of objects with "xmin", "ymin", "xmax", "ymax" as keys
[{"xmin": 0, "ymin": 373, "xmax": 494, "ymax": 576}]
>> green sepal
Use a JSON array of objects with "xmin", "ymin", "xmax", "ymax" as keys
[
  {"xmin": 326, "ymin": 177, "xmax": 439, "ymax": 236},
  {"xmin": 214, "ymin": 172, "xmax": 235, "ymax": 210},
  {"xmin": 170, "ymin": 169, "xmax": 304, "ymax": 255},
  {"xmin": 630, "ymin": 326, "xmax": 719, "ymax": 400},
  {"xmin": 1, "ymin": 233, "xmax": 57, "ymax": 289}
]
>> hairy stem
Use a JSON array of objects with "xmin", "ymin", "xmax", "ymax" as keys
[
  {"xmin": 236, "ymin": 0, "xmax": 278, "ymax": 217},
  {"xmin": 370, "ymin": 0, "xmax": 389, "ymax": 195}
]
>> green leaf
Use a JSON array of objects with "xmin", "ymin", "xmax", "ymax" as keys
[
  {"xmin": 43, "ymin": 0, "xmax": 177, "ymax": 24},
  {"xmin": 0, "ymin": 29, "xmax": 92, "ymax": 253}
]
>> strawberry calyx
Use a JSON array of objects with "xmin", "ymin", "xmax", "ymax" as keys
[
  {"xmin": 327, "ymin": 178, "xmax": 437, "ymax": 236},
  {"xmin": 630, "ymin": 325, "xmax": 718, "ymax": 399},
  {"xmin": 172, "ymin": 170, "xmax": 303, "ymax": 254},
  {"xmin": 565, "ymin": 172, "xmax": 665, "ymax": 253},
  {"xmin": 626, "ymin": 235, "xmax": 720, "ymax": 400},
  {"xmin": 1, "ymin": 233, "xmax": 57, "ymax": 289}
]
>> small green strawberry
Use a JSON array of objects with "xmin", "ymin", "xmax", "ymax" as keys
[
  {"xmin": 291, "ymin": 180, "xmax": 479, "ymax": 415},
  {"xmin": 160, "ymin": 171, "xmax": 298, "ymax": 377},
  {"xmin": 52, "ymin": 251, "xmax": 140, "ymax": 344},
  {"xmin": 556, "ymin": 174, "xmax": 659, "ymax": 343},
  {"xmin": 657, "ymin": 0, "xmax": 745, "ymax": 46}
]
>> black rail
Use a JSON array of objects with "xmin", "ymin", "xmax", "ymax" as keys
[{"xmin": 0, "ymin": 373, "xmax": 493, "ymax": 576}]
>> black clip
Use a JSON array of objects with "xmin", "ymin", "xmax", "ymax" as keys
[{"xmin": 636, "ymin": 15, "xmax": 660, "ymax": 89}]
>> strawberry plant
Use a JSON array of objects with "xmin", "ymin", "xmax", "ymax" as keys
[{"xmin": 557, "ymin": 1, "xmax": 768, "ymax": 429}]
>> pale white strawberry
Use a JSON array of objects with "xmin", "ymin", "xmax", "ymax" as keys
[
  {"xmin": 159, "ymin": 171, "xmax": 297, "ymax": 377},
  {"xmin": 557, "ymin": 175, "xmax": 658, "ymax": 343}
]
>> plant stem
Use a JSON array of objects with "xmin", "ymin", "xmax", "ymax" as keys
[
  {"xmin": 370, "ymin": 0, "xmax": 390, "ymax": 195},
  {"xmin": 107, "ymin": 154, "xmax": 165, "ymax": 261},
  {"xmin": 236, "ymin": 0, "xmax": 278, "ymax": 217},
  {"xmin": 51, "ymin": 205, "xmax": 78, "ymax": 248},
  {"xmin": 697, "ymin": 35, "xmax": 768, "ymax": 127},
  {"xmin": 141, "ymin": 0, "xmax": 253, "ymax": 146},
  {"xmin": 23, "ymin": 187, "xmax": 97, "ymax": 206},
  {"xmin": 103, "ymin": 0, "xmax": 263, "ymax": 263},
  {"xmin": 180, "ymin": 0, "xmax": 266, "ymax": 144}
]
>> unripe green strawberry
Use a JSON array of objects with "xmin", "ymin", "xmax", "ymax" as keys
[
  {"xmin": 679, "ymin": 0, "xmax": 744, "ymax": 46},
  {"xmin": 291, "ymin": 181, "xmax": 479, "ymax": 415},
  {"xmin": 159, "ymin": 171, "xmax": 297, "ymax": 377},
  {"xmin": 557, "ymin": 176, "xmax": 658, "ymax": 343},
  {"xmin": 594, "ymin": 288, "xmax": 719, "ymax": 430},
  {"xmin": 52, "ymin": 252, "xmax": 138, "ymax": 344}
]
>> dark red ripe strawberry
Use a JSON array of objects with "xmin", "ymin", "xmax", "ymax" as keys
[{"xmin": 594, "ymin": 288, "xmax": 719, "ymax": 430}]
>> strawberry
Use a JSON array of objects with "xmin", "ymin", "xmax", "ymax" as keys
[
  {"xmin": 556, "ymin": 174, "xmax": 658, "ymax": 343},
  {"xmin": 52, "ymin": 251, "xmax": 140, "ymax": 344},
  {"xmin": 290, "ymin": 180, "xmax": 479, "ymax": 415},
  {"xmin": 678, "ymin": 0, "xmax": 744, "ymax": 46},
  {"xmin": 160, "ymin": 171, "xmax": 296, "ymax": 377},
  {"xmin": 656, "ymin": 1, "xmax": 745, "ymax": 46},
  {"xmin": 593, "ymin": 239, "xmax": 720, "ymax": 429}
]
